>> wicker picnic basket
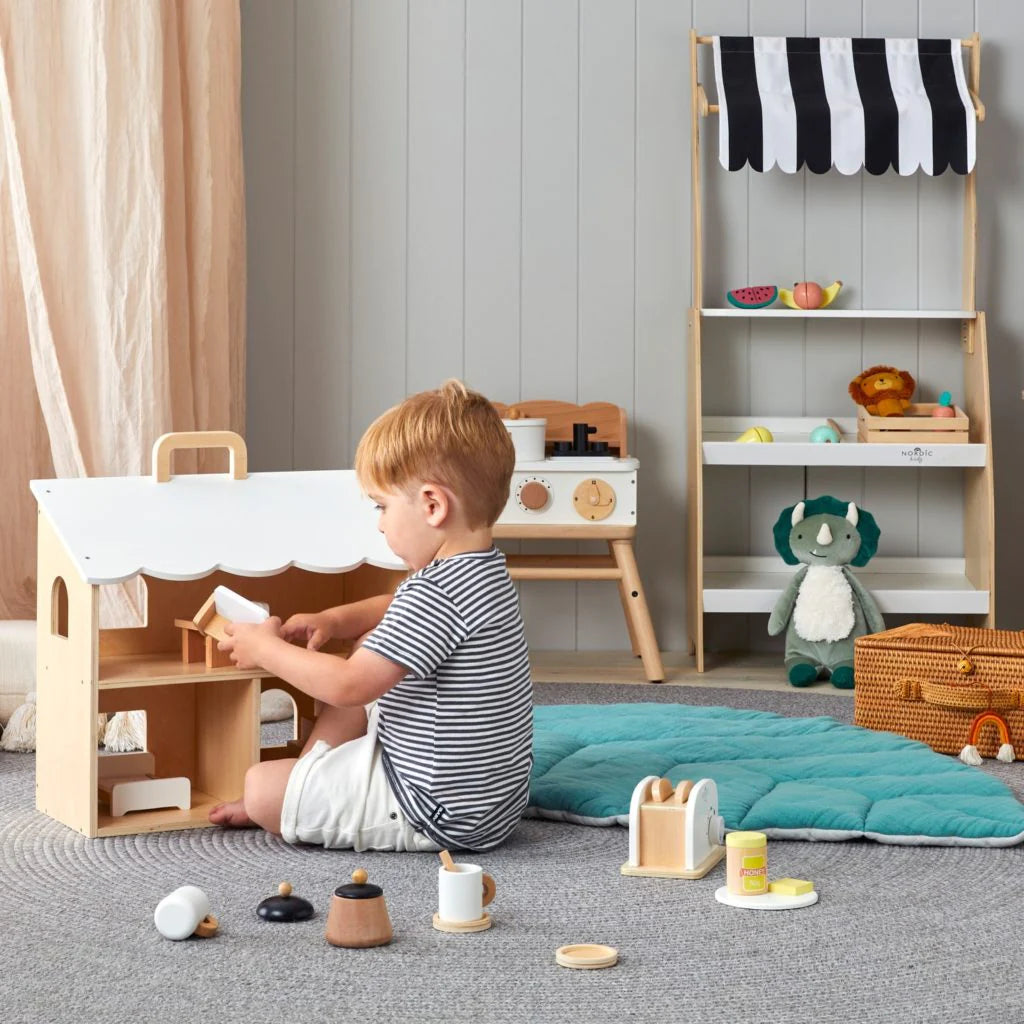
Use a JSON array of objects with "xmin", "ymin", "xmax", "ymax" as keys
[{"xmin": 853, "ymin": 623, "xmax": 1024, "ymax": 762}]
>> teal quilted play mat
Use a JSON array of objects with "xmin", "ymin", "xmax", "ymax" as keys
[{"xmin": 527, "ymin": 704, "xmax": 1024, "ymax": 846}]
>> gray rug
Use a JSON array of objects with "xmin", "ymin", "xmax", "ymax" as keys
[{"xmin": 2, "ymin": 683, "xmax": 1022, "ymax": 1024}]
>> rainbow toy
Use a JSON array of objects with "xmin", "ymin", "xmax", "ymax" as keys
[{"xmin": 959, "ymin": 710, "xmax": 1016, "ymax": 766}]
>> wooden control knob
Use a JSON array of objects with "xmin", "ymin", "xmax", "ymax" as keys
[
  {"xmin": 518, "ymin": 480, "xmax": 550, "ymax": 511},
  {"xmin": 572, "ymin": 479, "xmax": 615, "ymax": 521}
]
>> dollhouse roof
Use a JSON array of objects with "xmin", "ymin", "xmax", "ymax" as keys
[{"xmin": 30, "ymin": 470, "xmax": 404, "ymax": 585}]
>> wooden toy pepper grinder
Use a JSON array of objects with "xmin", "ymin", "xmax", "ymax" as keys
[{"xmin": 325, "ymin": 869, "xmax": 393, "ymax": 948}]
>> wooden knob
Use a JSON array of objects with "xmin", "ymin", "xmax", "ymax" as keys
[
  {"xmin": 519, "ymin": 480, "xmax": 550, "ymax": 510},
  {"xmin": 651, "ymin": 778, "xmax": 673, "ymax": 802},
  {"xmin": 352, "ymin": 869, "xmax": 368, "ymax": 885},
  {"xmin": 278, "ymin": 882, "xmax": 292, "ymax": 897}
]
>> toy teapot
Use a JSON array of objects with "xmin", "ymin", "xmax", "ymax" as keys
[{"xmin": 325, "ymin": 869, "xmax": 393, "ymax": 948}]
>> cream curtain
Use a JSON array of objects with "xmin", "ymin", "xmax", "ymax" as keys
[{"xmin": 0, "ymin": 1, "xmax": 245, "ymax": 621}]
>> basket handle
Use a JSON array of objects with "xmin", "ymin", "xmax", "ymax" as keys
[
  {"xmin": 896, "ymin": 677, "xmax": 1020, "ymax": 711},
  {"xmin": 152, "ymin": 431, "xmax": 248, "ymax": 483}
]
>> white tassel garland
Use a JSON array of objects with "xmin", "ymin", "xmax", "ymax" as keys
[
  {"xmin": 1, "ymin": 697, "xmax": 111, "ymax": 753},
  {"xmin": 103, "ymin": 710, "xmax": 146, "ymax": 752},
  {"xmin": 996, "ymin": 743, "xmax": 1015, "ymax": 763},
  {"xmin": 959, "ymin": 744, "xmax": 983, "ymax": 766},
  {"xmin": 0, "ymin": 692, "xmax": 36, "ymax": 752}
]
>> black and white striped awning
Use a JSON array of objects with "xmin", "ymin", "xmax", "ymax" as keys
[{"xmin": 712, "ymin": 37, "xmax": 976, "ymax": 175}]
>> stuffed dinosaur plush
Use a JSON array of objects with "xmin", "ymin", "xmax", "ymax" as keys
[{"xmin": 767, "ymin": 496, "xmax": 885, "ymax": 689}]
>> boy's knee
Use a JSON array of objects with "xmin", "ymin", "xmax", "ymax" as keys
[
  {"xmin": 242, "ymin": 759, "xmax": 294, "ymax": 835},
  {"xmin": 243, "ymin": 762, "xmax": 280, "ymax": 832}
]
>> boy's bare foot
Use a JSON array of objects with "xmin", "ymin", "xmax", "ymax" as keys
[{"xmin": 208, "ymin": 799, "xmax": 254, "ymax": 828}]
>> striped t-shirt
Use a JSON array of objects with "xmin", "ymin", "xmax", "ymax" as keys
[{"xmin": 361, "ymin": 547, "xmax": 533, "ymax": 851}]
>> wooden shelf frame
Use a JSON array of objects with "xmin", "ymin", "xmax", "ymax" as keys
[{"xmin": 686, "ymin": 30, "xmax": 995, "ymax": 672}]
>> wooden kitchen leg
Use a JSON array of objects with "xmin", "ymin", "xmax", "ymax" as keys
[
  {"xmin": 610, "ymin": 540, "xmax": 664, "ymax": 682},
  {"xmin": 610, "ymin": 541, "xmax": 641, "ymax": 657}
]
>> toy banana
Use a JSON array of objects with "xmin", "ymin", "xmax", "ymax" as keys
[
  {"xmin": 778, "ymin": 287, "xmax": 799, "ymax": 309},
  {"xmin": 819, "ymin": 280, "xmax": 843, "ymax": 308}
]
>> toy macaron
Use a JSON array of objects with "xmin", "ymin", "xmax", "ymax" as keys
[{"xmin": 809, "ymin": 424, "xmax": 841, "ymax": 444}]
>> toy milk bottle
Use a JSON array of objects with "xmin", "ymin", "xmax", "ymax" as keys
[{"xmin": 726, "ymin": 831, "xmax": 768, "ymax": 896}]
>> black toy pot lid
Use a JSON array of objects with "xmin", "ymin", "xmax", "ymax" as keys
[
  {"xmin": 257, "ymin": 882, "xmax": 315, "ymax": 922},
  {"xmin": 336, "ymin": 868, "xmax": 382, "ymax": 900}
]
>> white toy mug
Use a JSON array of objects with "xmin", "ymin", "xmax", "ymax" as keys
[
  {"xmin": 437, "ymin": 863, "xmax": 496, "ymax": 923},
  {"xmin": 154, "ymin": 885, "xmax": 212, "ymax": 940}
]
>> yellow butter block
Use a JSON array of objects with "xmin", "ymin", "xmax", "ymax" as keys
[{"xmin": 769, "ymin": 878, "xmax": 814, "ymax": 896}]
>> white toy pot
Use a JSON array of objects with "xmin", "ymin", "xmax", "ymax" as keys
[{"xmin": 502, "ymin": 418, "xmax": 547, "ymax": 462}]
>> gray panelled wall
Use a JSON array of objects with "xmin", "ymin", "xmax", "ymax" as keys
[{"xmin": 241, "ymin": 0, "xmax": 1024, "ymax": 654}]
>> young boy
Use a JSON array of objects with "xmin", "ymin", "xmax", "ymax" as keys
[{"xmin": 209, "ymin": 380, "xmax": 533, "ymax": 852}]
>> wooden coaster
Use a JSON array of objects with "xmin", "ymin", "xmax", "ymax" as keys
[
  {"xmin": 432, "ymin": 912, "xmax": 491, "ymax": 933},
  {"xmin": 555, "ymin": 943, "xmax": 618, "ymax": 970}
]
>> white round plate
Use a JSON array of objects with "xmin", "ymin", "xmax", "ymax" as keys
[{"xmin": 714, "ymin": 886, "xmax": 818, "ymax": 911}]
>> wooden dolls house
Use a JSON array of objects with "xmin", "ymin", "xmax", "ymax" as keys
[{"xmin": 31, "ymin": 431, "xmax": 404, "ymax": 837}]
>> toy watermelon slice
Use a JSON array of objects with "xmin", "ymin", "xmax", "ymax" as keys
[{"xmin": 727, "ymin": 285, "xmax": 778, "ymax": 309}]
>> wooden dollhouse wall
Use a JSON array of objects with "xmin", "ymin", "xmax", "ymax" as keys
[
  {"xmin": 242, "ymin": 0, "xmax": 1024, "ymax": 652},
  {"xmin": 36, "ymin": 513, "xmax": 98, "ymax": 836}
]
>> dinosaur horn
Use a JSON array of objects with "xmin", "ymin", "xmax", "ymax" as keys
[
  {"xmin": 791, "ymin": 501, "xmax": 806, "ymax": 526},
  {"xmin": 846, "ymin": 502, "xmax": 859, "ymax": 526}
]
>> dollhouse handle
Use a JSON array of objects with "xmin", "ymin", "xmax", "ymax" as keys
[{"xmin": 152, "ymin": 431, "xmax": 248, "ymax": 483}]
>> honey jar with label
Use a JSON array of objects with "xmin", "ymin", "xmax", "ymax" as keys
[{"xmin": 726, "ymin": 831, "xmax": 768, "ymax": 896}]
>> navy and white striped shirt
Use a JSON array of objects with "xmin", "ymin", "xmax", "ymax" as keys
[{"xmin": 361, "ymin": 547, "xmax": 533, "ymax": 851}]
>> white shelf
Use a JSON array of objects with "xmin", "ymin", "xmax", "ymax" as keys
[
  {"xmin": 702, "ymin": 557, "xmax": 988, "ymax": 616},
  {"xmin": 702, "ymin": 417, "xmax": 985, "ymax": 467},
  {"xmin": 701, "ymin": 308, "xmax": 976, "ymax": 319}
]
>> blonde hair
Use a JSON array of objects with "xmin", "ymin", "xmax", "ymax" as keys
[{"xmin": 354, "ymin": 380, "xmax": 515, "ymax": 528}]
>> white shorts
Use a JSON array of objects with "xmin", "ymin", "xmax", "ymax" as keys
[{"xmin": 280, "ymin": 704, "xmax": 440, "ymax": 853}]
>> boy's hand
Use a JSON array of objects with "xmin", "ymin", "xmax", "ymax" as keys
[
  {"xmin": 280, "ymin": 611, "xmax": 333, "ymax": 651},
  {"xmin": 220, "ymin": 617, "xmax": 283, "ymax": 670}
]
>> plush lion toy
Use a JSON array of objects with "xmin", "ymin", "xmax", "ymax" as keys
[{"xmin": 848, "ymin": 365, "xmax": 916, "ymax": 417}]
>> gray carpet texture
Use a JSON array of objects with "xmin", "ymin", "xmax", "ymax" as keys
[{"xmin": 2, "ymin": 683, "xmax": 1023, "ymax": 1024}]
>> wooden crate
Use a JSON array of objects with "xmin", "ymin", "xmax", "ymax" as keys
[{"xmin": 856, "ymin": 404, "xmax": 969, "ymax": 444}]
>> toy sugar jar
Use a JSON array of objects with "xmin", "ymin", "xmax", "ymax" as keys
[
  {"xmin": 726, "ymin": 831, "xmax": 768, "ymax": 896},
  {"xmin": 325, "ymin": 869, "xmax": 393, "ymax": 948}
]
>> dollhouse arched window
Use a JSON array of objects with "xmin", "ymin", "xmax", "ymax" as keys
[{"xmin": 51, "ymin": 576, "xmax": 69, "ymax": 638}]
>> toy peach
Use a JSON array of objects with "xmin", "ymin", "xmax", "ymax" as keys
[{"xmin": 779, "ymin": 280, "xmax": 842, "ymax": 310}]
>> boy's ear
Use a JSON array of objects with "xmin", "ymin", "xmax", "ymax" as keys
[{"xmin": 418, "ymin": 482, "xmax": 450, "ymax": 527}]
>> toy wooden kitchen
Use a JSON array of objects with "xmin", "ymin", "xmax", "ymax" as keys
[{"xmin": 494, "ymin": 401, "xmax": 664, "ymax": 682}]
